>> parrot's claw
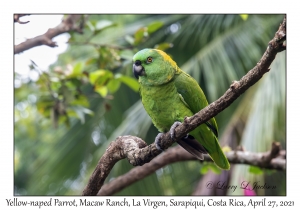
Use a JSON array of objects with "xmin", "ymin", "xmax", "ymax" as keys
[
  {"xmin": 170, "ymin": 121, "xmax": 188, "ymax": 141},
  {"xmin": 170, "ymin": 121, "xmax": 181, "ymax": 140},
  {"xmin": 155, "ymin": 121, "xmax": 187, "ymax": 151},
  {"xmin": 155, "ymin": 133, "xmax": 164, "ymax": 151}
]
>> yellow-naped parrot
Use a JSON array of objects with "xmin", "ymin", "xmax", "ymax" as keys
[{"xmin": 132, "ymin": 49, "xmax": 230, "ymax": 170}]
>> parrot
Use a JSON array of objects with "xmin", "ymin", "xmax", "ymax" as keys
[{"xmin": 132, "ymin": 48, "xmax": 230, "ymax": 170}]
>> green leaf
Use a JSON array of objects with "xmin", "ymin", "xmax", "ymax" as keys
[
  {"xmin": 200, "ymin": 165, "xmax": 209, "ymax": 174},
  {"xmin": 68, "ymin": 106, "xmax": 94, "ymax": 124},
  {"xmin": 134, "ymin": 27, "xmax": 147, "ymax": 45},
  {"xmin": 66, "ymin": 108, "xmax": 78, "ymax": 118},
  {"xmin": 85, "ymin": 58, "xmax": 98, "ymax": 66},
  {"xmin": 81, "ymin": 107, "xmax": 94, "ymax": 115},
  {"xmin": 89, "ymin": 70, "xmax": 113, "ymax": 86},
  {"xmin": 120, "ymin": 49, "xmax": 135, "ymax": 60},
  {"xmin": 72, "ymin": 62, "xmax": 83, "ymax": 75},
  {"xmin": 240, "ymin": 14, "xmax": 248, "ymax": 21},
  {"xmin": 50, "ymin": 80, "xmax": 61, "ymax": 91},
  {"xmin": 69, "ymin": 106, "xmax": 85, "ymax": 124},
  {"xmin": 66, "ymin": 62, "xmax": 84, "ymax": 79},
  {"xmin": 125, "ymin": 35, "xmax": 134, "ymax": 45},
  {"xmin": 209, "ymin": 164, "xmax": 221, "ymax": 174},
  {"xmin": 116, "ymin": 75, "xmax": 139, "ymax": 92},
  {"xmin": 95, "ymin": 86, "xmax": 108, "ymax": 97},
  {"xmin": 58, "ymin": 114, "xmax": 70, "ymax": 128},
  {"xmin": 89, "ymin": 70, "xmax": 103, "ymax": 85},
  {"xmin": 86, "ymin": 20, "xmax": 95, "ymax": 32},
  {"xmin": 65, "ymin": 79, "xmax": 80, "ymax": 89},
  {"xmin": 249, "ymin": 166, "xmax": 263, "ymax": 174},
  {"xmin": 70, "ymin": 95, "xmax": 90, "ymax": 107},
  {"xmin": 147, "ymin": 21, "xmax": 164, "ymax": 34},
  {"xmin": 200, "ymin": 163, "xmax": 221, "ymax": 175},
  {"xmin": 154, "ymin": 43, "xmax": 174, "ymax": 51},
  {"xmin": 107, "ymin": 79, "xmax": 121, "ymax": 93},
  {"xmin": 36, "ymin": 95, "xmax": 55, "ymax": 117},
  {"xmin": 94, "ymin": 20, "xmax": 117, "ymax": 35},
  {"xmin": 133, "ymin": 21, "xmax": 163, "ymax": 46}
]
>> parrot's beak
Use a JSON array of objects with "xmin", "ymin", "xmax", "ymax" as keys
[{"xmin": 133, "ymin": 60, "xmax": 146, "ymax": 79}]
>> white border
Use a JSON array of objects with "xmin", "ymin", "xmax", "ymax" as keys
[{"xmin": 2, "ymin": 0, "xmax": 299, "ymax": 209}]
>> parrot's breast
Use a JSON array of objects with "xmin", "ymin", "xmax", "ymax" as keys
[{"xmin": 140, "ymin": 81, "xmax": 193, "ymax": 132}]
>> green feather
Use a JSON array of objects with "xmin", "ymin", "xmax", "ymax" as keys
[{"xmin": 133, "ymin": 48, "xmax": 230, "ymax": 170}]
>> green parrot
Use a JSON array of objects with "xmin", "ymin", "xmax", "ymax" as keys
[{"xmin": 132, "ymin": 48, "xmax": 230, "ymax": 170}]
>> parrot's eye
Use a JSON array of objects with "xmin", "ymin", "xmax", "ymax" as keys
[{"xmin": 146, "ymin": 57, "xmax": 153, "ymax": 63}]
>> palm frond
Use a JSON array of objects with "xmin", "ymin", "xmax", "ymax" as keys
[{"xmin": 228, "ymin": 52, "xmax": 286, "ymax": 195}]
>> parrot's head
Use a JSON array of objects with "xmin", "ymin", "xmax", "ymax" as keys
[{"xmin": 132, "ymin": 48, "xmax": 179, "ymax": 86}]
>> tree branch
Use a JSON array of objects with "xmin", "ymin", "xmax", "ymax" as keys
[
  {"xmin": 97, "ymin": 142, "xmax": 285, "ymax": 196},
  {"xmin": 14, "ymin": 14, "xmax": 83, "ymax": 54},
  {"xmin": 14, "ymin": 14, "xmax": 30, "ymax": 24},
  {"xmin": 82, "ymin": 136, "xmax": 148, "ymax": 196},
  {"xmin": 82, "ymin": 15, "xmax": 286, "ymax": 196}
]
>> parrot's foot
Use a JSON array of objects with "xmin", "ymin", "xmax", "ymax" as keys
[
  {"xmin": 170, "ymin": 121, "xmax": 188, "ymax": 141},
  {"xmin": 155, "ymin": 121, "xmax": 188, "ymax": 151},
  {"xmin": 155, "ymin": 133, "xmax": 164, "ymax": 151}
]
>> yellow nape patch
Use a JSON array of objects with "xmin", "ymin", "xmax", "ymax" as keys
[{"xmin": 156, "ymin": 49, "xmax": 177, "ymax": 67}]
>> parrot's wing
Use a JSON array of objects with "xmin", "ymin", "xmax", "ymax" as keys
[
  {"xmin": 174, "ymin": 71, "xmax": 218, "ymax": 136},
  {"xmin": 174, "ymin": 71, "xmax": 230, "ymax": 170}
]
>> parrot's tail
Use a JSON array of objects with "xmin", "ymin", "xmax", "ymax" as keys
[{"xmin": 206, "ymin": 136, "xmax": 230, "ymax": 170}]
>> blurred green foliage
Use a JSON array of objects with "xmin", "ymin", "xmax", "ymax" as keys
[{"xmin": 14, "ymin": 14, "xmax": 285, "ymax": 196}]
